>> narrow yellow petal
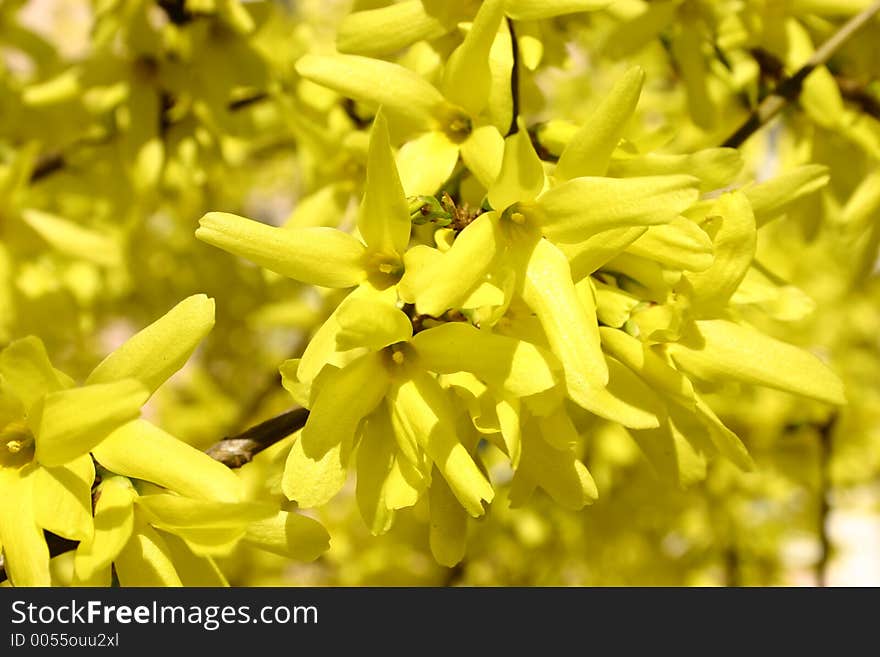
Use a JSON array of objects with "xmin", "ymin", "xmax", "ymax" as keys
[
  {"xmin": 0, "ymin": 336, "xmax": 66, "ymax": 412},
  {"xmin": 555, "ymin": 66, "xmax": 644, "ymax": 180},
  {"xmin": 335, "ymin": 298, "xmax": 413, "ymax": 351},
  {"xmin": 243, "ymin": 511, "xmax": 330, "ymax": 562},
  {"xmin": 283, "ymin": 432, "xmax": 350, "ymax": 508},
  {"xmin": 397, "ymin": 131, "xmax": 460, "ymax": 197},
  {"xmin": 0, "ymin": 468, "xmax": 50, "ymax": 586},
  {"xmin": 429, "ymin": 469, "xmax": 468, "ymax": 567},
  {"xmin": 460, "ymin": 125, "xmax": 505, "ymax": 190},
  {"xmin": 74, "ymin": 476, "xmax": 136, "ymax": 582},
  {"xmin": 337, "ymin": 1, "xmax": 448, "ymax": 56},
  {"xmin": 356, "ymin": 409, "xmax": 401, "ymax": 535},
  {"xmin": 92, "ymin": 419, "xmax": 243, "ymax": 502},
  {"xmin": 32, "ymin": 455, "xmax": 95, "ymax": 541},
  {"xmin": 87, "ymin": 294, "xmax": 215, "ymax": 394},
  {"xmin": 359, "ymin": 109, "xmax": 412, "ymax": 255},
  {"xmin": 32, "ymin": 379, "xmax": 149, "ymax": 467},
  {"xmin": 295, "ymin": 53, "xmax": 445, "ymax": 128},
  {"xmin": 568, "ymin": 358, "xmax": 663, "ymax": 429},
  {"xmin": 599, "ymin": 327, "xmax": 695, "ymax": 406},
  {"xmin": 668, "ymin": 319, "xmax": 847, "ymax": 405},
  {"xmin": 301, "ymin": 352, "xmax": 389, "ymax": 458},
  {"xmin": 686, "ymin": 192, "xmax": 756, "ymax": 312},
  {"xmin": 197, "ymin": 212, "xmax": 366, "ymax": 288},
  {"xmin": 412, "ymin": 323, "xmax": 559, "ymax": 397},
  {"xmin": 114, "ymin": 521, "xmax": 182, "ymax": 587},
  {"xmin": 536, "ymin": 175, "xmax": 699, "ymax": 243},
  {"xmin": 518, "ymin": 423, "xmax": 597, "ymax": 510},
  {"xmin": 517, "ymin": 237, "xmax": 608, "ymax": 393},
  {"xmin": 506, "ymin": 0, "xmax": 610, "ymax": 20},
  {"xmin": 489, "ymin": 125, "xmax": 546, "ymax": 211},
  {"xmin": 627, "ymin": 218, "xmax": 714, "ymax": 272},
  {"xmin": 441, "ymin": 0, "xmax": 505, "ymax": 118},
  {"xmin": 390, "ymin": 372, "xmax": 494, "ymax": 516},
  {"xmin": 399, "ymin": 212, "xmax": 504, "ymax": 316},
  {"xmin": 159, "ymin": 532, "xmax": 228, "ymax": 586}
]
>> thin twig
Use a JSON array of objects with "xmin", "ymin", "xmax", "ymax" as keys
[
  {"xmin": 723, "ymin": 0, "xmax": 880, "ymax": 148},
  {"xmin": 506, "ymin": 17, "xmax": 520, "ymax": 137},
  {"xmin": 206, "ymin": 406, "xmax": 309, "ymax": 468}
]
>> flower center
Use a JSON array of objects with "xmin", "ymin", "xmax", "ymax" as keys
[
  {"xmin": 1, "ymin": 419, "xmax": 35, "ymax": 467},
  {"xmin": 440, "ymin": 108, "xmax": 473, "ymax": 144}
]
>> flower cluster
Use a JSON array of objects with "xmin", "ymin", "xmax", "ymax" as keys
[{"xmin": 196, "ymin": 0, "xmax": 844, "ymax": 566}]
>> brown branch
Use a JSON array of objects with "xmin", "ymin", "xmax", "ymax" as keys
[
  {"xmin": 505, "ymin": 17, "xmax": 520, "ymax": 137},
  {"xmin": 723, "ymin": 0, "xmax": 880, "ymax": 148},
  {"xmin": 205, "ymin": 406, "xmax": 309, "ymax": 468}
]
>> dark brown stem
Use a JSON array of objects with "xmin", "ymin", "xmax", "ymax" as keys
[
  {"xmin": 205, "ymin": 406, "xmax": 309, "ymax": 468},
  {"xmin": 723, "ymin": 0, "xmax": 880, "ymax": 148},
  {"xmin": 506, "ymin": 17, "xmax": 520, "ymax": 137}
]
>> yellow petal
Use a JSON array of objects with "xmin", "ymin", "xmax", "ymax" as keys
[
  {"xmin": 693, "ymin": 394, "xmax": 754, "ymax": 471},
  {"xmin": 608, "ymin": 148, "xmax": 743, "ymax": 193},
  {"xmin": 356, "ymin": 409, "xmax": 401, "ymax": 535},
  {"xmin": 412, "ymin": 322, "xmax": 558, "ymax": 397},
  {"xmin": 32, "ymin": 455, "xmax": 94, "ymax": 541},
  {"xmin": 197, "ymin": 212, "xmax": 366, "ymax": 288},
  {"xmin": 32, "ymin": 379, "xmax": 149, "ymax": 467},
  {"xmin": 561, "ymin": 226, "xmax": 647, "ymax": 281},
  {"xmin": 92, "ymin": 419, "xmax": 243, "ymax": 502},
  {"xmin": 359, "ymin": 109, "xmax": 411, "ymax": 255},
  {"xmin": 496, "ymin": 397, "xmax": 522, "ymax": 467},
  {"xmin": 536, "ymin": 175, "xmax": 699, "ymax": 243},
  {"xmin": 0, "ymin": 467, "xmax": 50, "ymax": 586},
  {"xmin": 21, "ymin": 209, "xmax": 122, "ymax": 268},
  {"xmin": 399, "ymin": 212, "xmax": 504, "ymax": 316},
  {"xmin": 489, "ymin": 125, "xmax": 546, "ymax": 211},
  {"xmin": 570, "ymin": 357, "xmax": 663, "ymax": 429},
  {"xmin": 335, "ymin": 298, "xmax": 413, "ymax": 351},
  {"xmin": 390, "ymin": 371, "xmax": 494, "ymax": 516},
  {"xmin": 301, "ymin": 352, "xmax": 389, "ymax": 459},
  {"xmin": 114, "ymin": 521, "xmax": 182, "ymax": 587},
  {"xmin": 506, "ymin": 0, "xmax": 610, "ymax": 20},
  {"xmin": 629, "ymin": 419, "xmax": 706, "ymax": 487},
  {"xmin": 74, "ymin": 476, "xmax": 136, "ymax": 582},
  {"xmin": 397, "ymin": 131, "xmax": 460, "ymax": 197},
  {"xmin": 517, "ymin": 237, "xmax": 608, "ymax": 394},
  {"xmin": 441, "ymin": 0, "xmax": 505, "ymax": 118},
  {"xmin": 671, "ymin": 24, "xmax": 716, "ymax": 129},
  {"xmin": 686, "ymin": 192, "xmax": 756, "ymax": 312},
  {"xmin": 518, "ymin": 422, "xmax": 597, "ymax": 510},
  {"xmin": 429, "ymin": 469, "xmax": 468, "ymax": 567},
  {"xmin": 668, "ymin": 319, "xmax": 847, "ymax": 405},
  {"xmin": 627, "ymin": 217, "xmax": 714, "ymax": 272},
  {"xmin": 282, "ymin": 432, "xmax": 350, "ymax": 508},
  {"xmin": 537, "ymin": 405, "xmax": 580, "ymax": 450},
  {"xmin": 295, "ymin": 53, "xmax": 445, "ymax": 129},
  {"xmin": 134, "ymin": 495, "xmax": 273, "ymax": 529},
  {"xmin": 337, "ymin": 1, "xmax": 449, "ymax": 56},
  {"xmin": 243, "ymin": 510, "xmax": 330, "ymax": 562},
  {"xmin": 0, "ymin": 336, "xmax": 66, "ymax": 412},
  {"xmin": 159, "ymin": 532, "xmax": 228, "ymax": 586},
  {"xmin": 555, "ymin": 66, "xmax": 644, "ymax": 180},
  {"xmin": 460, "ymin": 125, "xmax": 505, "ymax": 190},
  {"xmin": 744, "ymin": 165, "xmax": 829, "ymax": 227},
  {"xmin": 599, "ymin": 327, "xmax": 695, "ymax": 406},
  {"xmin": 87, "ymin": 294, "xmax": 215, "ymax": 394}
]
